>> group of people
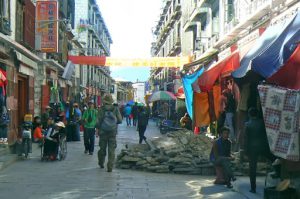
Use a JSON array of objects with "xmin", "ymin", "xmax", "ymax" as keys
[
  {"xmin": 32, "ymin": 94, "xmax": 151, "ymax": 172},
  {"xmin": 123, "ymin": 102, "xmax": 150, "ymax": 144},
  {"xmin": 210, "ymin": 107, "xmax": 277, "ymax": 193}
]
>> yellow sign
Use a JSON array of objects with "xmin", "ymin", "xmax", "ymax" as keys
[{"xmin": 105, "ymin": 57, "xmax": 190, "ymax": 68}]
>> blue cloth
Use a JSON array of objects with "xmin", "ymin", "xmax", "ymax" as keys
[
  {"xmin": 252, "ymin": 11, "xmax": 300, "ymax": 78},
  {"xmin": 181, "ymin": 68, "xmax": 205, "ymax": 119},
  {"xmin": 232, "ymin": 11, "xmax": 300, "ymax": 79}
]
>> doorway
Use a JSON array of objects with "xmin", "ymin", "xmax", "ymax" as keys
[{"xmin": 17, "ymin": 76, "xmax": 28, "ymax": 128}]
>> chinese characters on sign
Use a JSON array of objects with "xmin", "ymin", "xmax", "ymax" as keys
[{"xmin": 36, "ymin": 0, "xmax": 58, "ymax": 53}]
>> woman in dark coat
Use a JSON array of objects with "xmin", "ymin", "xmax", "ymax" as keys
[{"xmin": 137, "ymin": 106, "xmax": 149, "ymax": 144}]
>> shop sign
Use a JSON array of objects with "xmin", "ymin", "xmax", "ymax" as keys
[{"xmin": 36, "ymin": 0, "xmax": 59, "ymax": 53}]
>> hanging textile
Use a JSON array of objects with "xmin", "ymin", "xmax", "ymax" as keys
[
  {"xmin": 50, "ymin": 86, "xmax": 60, "ymax": 103},
  {"xmin": 181, "ymin": 67, "xmax": 205, "ymax": 119},
  {"xmin": 198, "ymin": 52, "xmax": 240, "ymax": 92},
  {"xmin": 194, "ymin": 85, "xmax": 221, "ymax": 127},
  {"xmin": 258, "ymin": 84, "xmax": 300, "ymax": 161}
]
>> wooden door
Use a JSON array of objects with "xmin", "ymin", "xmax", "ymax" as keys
[{"xmin": 17, "ymin": 76, "xmax": 28, "ymax": 127}]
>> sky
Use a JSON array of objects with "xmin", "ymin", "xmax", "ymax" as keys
[{"xmin": 97, "ymin": 0, "xmax": 162, "ymax": 82}]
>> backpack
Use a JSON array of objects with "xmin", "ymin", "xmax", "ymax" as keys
[{"xmin": 101, "ymin": 109, "xmax": 117, "ymax": 132}]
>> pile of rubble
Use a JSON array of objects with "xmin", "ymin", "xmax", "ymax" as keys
[
  {"xmin": 116, "ymin": 129, "xmax": 216, "ymax": 175},
  {"xmin": 116, "ymin": 129, "xmax": 272, "ymax": 175}
]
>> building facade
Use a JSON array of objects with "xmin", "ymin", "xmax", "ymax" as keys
[
  {"xmin": 150, "ymin": 0, "xmax": 182, "ymax": 95},
  {"xmin": 73, "ymin": 0, "xmax": 112, "ymax": 105},
  {"xmin": 132, "ymin": 82, "xmax": 146, "ymax": 104}
]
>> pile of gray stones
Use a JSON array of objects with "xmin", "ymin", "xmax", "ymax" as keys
[
  {"xmin": 116, "ymin": 129, "xmax": 216, "ymax": 175},
  {"xmin": 116, "ymin": 129, "xmax": 271, "ymax": 176}
]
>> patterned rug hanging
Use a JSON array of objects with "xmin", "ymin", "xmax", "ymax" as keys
[{"xmin": 258, "ymin": 84, "xmax": 300, "ymax": 161}]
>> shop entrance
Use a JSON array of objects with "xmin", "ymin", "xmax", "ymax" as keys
[{"xmin": 17, "ymin": 76, "xmax": 28, "ymax": 128}]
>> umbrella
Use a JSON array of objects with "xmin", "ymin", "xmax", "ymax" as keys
[
  {"xmin": 126, "ymin": 100, "xmax": 134, "ymax": 105},
  {"xmin": 148, "ymin": 91, "xmax": 176, "ymax": 102},
  {"xmin": 137, "ymin": 102, "xmax": 144, "ymax": 106}
]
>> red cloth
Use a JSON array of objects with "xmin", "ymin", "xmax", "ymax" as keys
[
  {"xmin": 267, "ymin": 45, "xmax": 300, "ymax": 89},
  {"xmin": 0, "ymin": 69, "xmax": 7, "ymax": 96},
  {"xmin": 68, "ymin": 56, "xmax": 106, "ymax": 66},
  {"xmin": 33, "ymin": 127, "xmax": 43, "ymax": 140},
  {"xmin": 198, "ymin": 52, "xmax": 240, "ymax": 92}
]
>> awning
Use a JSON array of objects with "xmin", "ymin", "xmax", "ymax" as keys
[
  {"xmin": 267, "ymin": 45, "xmax": 300, "ymax": 89},
  {"xmin": 232, "ymin": 24, "xmax": 283, "ymax": 79},
  {"xmin": 183, "ymin": 48, "xmax": 218, "ymax": 71},
  {"xmin": 252, "ymin": 11, "xmax": 300, "ymax": 78},
  {"xmin": 232, "ymin": 11, "xmax": 300, "ymax": 80},
  {"xmin": 15, "ymin": 51, "xmax": 38, "ymax": 70},
  {"xmin": 198, "ymin": 51, "xmax": 240, "ymax": 92}
]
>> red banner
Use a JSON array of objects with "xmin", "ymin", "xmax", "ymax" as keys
[
  {"xmin": 68, "ymin": 56, "xmax": 106, "ymax": 66},
  {"xmin": 36, "ymin": 1, "xmax": 58, "ymax": 52}
]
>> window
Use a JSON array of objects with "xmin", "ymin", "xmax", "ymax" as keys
[
  {"xmin": 15, "ymin": 0, "xmax": 24, "ymax": 42},
  {"xmin": 0, "ymin": 0, "xmax": 9, "ymax": 18},
  {"xmin": 0, "ymin": 0, "xmax": 10, "ymax": 35},
  {"xmin": 227, "ymin": 0, "xmax": 234, "ymax": 22}
]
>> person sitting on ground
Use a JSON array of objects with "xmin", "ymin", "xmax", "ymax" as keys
[
  {"xmin": 43, "ymin": 120, "xmax": 65, "ymax": 160},
  {"xmin": 180, "ymin": 112, "xmax": 192, "ymax": 131},
  {"xmin": 210, "ymin": 126, "xmax": 236, "ymax": 188},
  {"xmin": 33, "ymin": 122, "xmax": 44, "ymax": 144}
]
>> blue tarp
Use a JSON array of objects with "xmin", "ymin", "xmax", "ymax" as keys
[
  {"xmin": 252, "ymin": 11, "xmax": 300, "ymax": 78},
  {"xmin": 232, "ymin": 11, "xmax": 300, "ymax": 79},
  {"xmin": 182, "ymin": 68, "xmax": 205, "ymax": 119}
]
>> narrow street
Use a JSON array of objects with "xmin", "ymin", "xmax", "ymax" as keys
[{"xmin": 0, "ymin": 120, "xmax": 257, "ymax": 199}]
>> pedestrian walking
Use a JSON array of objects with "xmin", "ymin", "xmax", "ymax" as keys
[
  {"xmin": 97, "ymin": 94, "xmax": 122, "ymax": 172},
  {"xmin": 82, "ymin": 100, "xmax": 98, "ymax": 155},
  {"xmin": 66, "ymin": 102, "xmax": 82, "ymax": 141},
  {"xmin": 244, "ymin": 107, "xmax": 276, "ymax": 193},
  {"xmin": 223, "ymin": 86, "xmax": 236, "ymax": 142},
  {"xmin": 137, "ymin": 106, "xmax": 149, "ymax": 144},
  {"xmin": 210, "ymin": 126, "xmax": 236, "ymax": 188},
  {"xmin": 132, "ymin": 102, "xmax": 138, "ymax": 126},
  {"xmin": 123, "ymin": 103, "xmax": 132, "ymax": 126}
]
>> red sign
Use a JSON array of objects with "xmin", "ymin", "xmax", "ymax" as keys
[{"xmin": 36, "ymin": 1, "xmax": 58, "ymax": 52}]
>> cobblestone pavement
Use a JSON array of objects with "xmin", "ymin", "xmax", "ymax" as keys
[{"xmin": 0, "ymin": 120, "xmax": 259, "ymax": 199}]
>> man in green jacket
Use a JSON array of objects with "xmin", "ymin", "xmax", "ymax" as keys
[
  {"xmin": 82, "ymin": 100, "xmax": 98, "ymax": 155},
  {"xmin": 97, "ymin": 94, "xmax": 122, "ymax": 172}
]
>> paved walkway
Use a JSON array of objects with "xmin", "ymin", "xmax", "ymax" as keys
[{"xmin": 0, "ymin": 119, "xmax": 264, "ymax": 198}]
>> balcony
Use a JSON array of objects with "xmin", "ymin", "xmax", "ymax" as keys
[{"xmin": 214, "ymin": 0, "xmax": 273, "ymax": 48}]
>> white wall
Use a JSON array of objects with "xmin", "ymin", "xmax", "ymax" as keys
[{"xmin": 132, "ymin": 82, "xmax": 145, "ymax": 104}]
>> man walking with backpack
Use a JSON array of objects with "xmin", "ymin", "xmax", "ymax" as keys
[{"xmin": 97, "ymin": 94, "xmax": 122, "ymax": 172}]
